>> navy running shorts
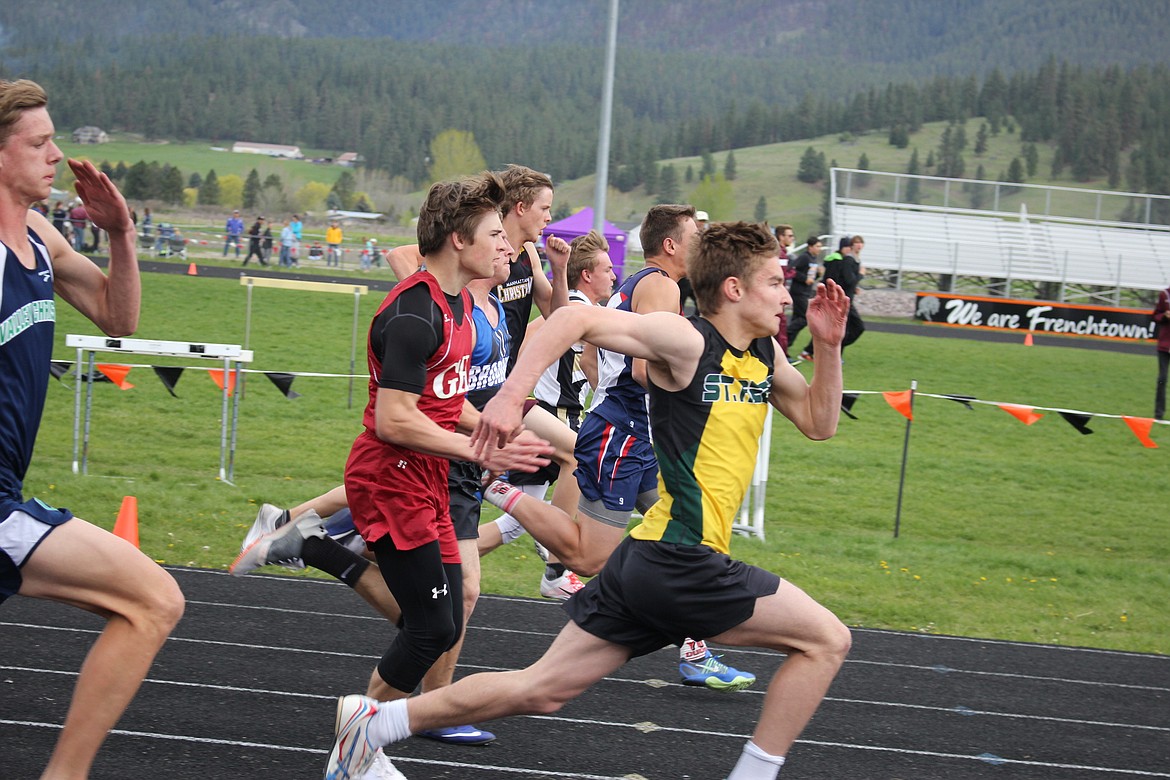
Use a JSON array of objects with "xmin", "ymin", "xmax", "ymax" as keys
[
  {"xmin": 0, "ymin": 497, "xmax": 73, "ymax": 605},
  {"xmin": 573, "ymin": 413, "xmax": 658, "ymax": 515}
]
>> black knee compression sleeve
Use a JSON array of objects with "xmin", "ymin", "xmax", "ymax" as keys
[{"xmin": 370, "ymin": 537, "xmax": 463, "ymax": 693}]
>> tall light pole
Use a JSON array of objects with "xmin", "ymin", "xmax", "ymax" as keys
[{"xmin": 592, "ymin": 0, "xmax": 619, "ymax": 233}]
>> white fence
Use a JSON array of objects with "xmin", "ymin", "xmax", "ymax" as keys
[{"xmin": 831, "ymin": 168, "xmax": 1170, "ymax": 301}]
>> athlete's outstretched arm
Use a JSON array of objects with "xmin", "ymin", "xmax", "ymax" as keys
[{"xmin": 472, "ymin": 305, "xmax": 703, "ymax": 455}]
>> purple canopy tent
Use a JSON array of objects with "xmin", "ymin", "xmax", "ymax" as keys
[{"xmin": 541, "ymin": 207, "xmax": 628, "ymax": 280}]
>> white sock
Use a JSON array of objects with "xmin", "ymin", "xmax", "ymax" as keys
[
  {"xmin": 493, "ymin": 513, "xmax": 526, "ymax": 544},
  {"xmin": 680, "ymin": 638, "xmax": 709, "ymax": 661},
  {"xmin": 366, "ymin": 698, "xmax": 412, "ymax": 748},
  {"xmin": 726, "ymin": 740, "xmax": 786, "ymax": 780}
]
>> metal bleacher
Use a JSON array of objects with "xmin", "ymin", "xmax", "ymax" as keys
[{"xmin": 831, "ymin": 168, "xmax": 1170, "ymax": 303}]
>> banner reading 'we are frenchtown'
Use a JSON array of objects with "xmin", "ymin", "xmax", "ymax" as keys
[{"xmin": 914, "ymin": 293, "xmax": 1156, "ymax": 341}]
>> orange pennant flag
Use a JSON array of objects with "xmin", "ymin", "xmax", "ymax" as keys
[
  {"xmin": 883, "ymin": 390, "xmax": 913, "ymax": 420},
  {"xmin": 208, "ymin": 369, "xmax": 237, "ymax": 396},
  {"xmin": 1122, "ymin": 416, "xmax": 1158, "ymax": 449},
  {"xmin": 998, "ymin": 404, "xmax": 1043, "ymax": 425},
  {"xmin": 96, "ymin": 363, "xmax": 134, "ymax": 390}
]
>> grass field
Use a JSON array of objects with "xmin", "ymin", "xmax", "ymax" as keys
[{"xmin": 24, "ymin": 271, "xmax": 1168, "ymax": 655}]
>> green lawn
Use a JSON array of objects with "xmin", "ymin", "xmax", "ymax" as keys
[{"xmin": 24, "ymin": 271, "xmax": 1168, "ymax": 656}]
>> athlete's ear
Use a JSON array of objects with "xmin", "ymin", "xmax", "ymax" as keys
[
  {"xmin": 722, "ymin": 276, "xmax": 743, "ymax": 303},
  {"xmin": 450, "ymin": 230, "xmax": 467, "ymax": 251}
]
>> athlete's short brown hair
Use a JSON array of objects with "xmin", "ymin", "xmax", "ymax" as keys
[
  {"xmin": 640, "ymin": 204, "xmax": 696, "ymax": 260},
  {"xmin": 498, "ymin": 164, "xmax": 554, "ymax": 217},
  {"xmin": 567, "ymin": 230, "xmax": 610, "ymax": 288},
  {"xmin": 417, "ymin": 172, "xmax": 506, "ymax": 257},
  {"xmin": 0, "ymin": 79, "xmax": 48, "ymax": 147},
  {"xmin": 689, "ymin": 221, "xmax": 779, "ymax": 316}
]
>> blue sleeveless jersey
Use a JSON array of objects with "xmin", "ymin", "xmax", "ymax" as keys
[
  {"xmin": 465, "ymin": 293, "xmax": 510, "ymax": 411},
  {"xmin": 0, "ymin": 228, "xmax": 56, "ymax": 500},
  {"xmin": 587, "ymin": 267, "xmax": 669, "ymax": 440}
]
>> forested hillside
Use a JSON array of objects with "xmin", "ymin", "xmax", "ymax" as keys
[{"xmin": 1, "ymin": 0, "xmax": 1168, "ymax": 204}]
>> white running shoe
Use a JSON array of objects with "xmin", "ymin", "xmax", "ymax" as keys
[
  {"xmin": 540, "ymin": 570, "xmax": 585, "ymax": 600},
  {"xmin": 231, "ymin": 510, "xmax": 325, "ymax": 576},
  {"xmin": 240, "ymin": 504, "xmax": 304, "ymax": 569},
  {"xmin": 325, "ymin": 695, "xmax": 381, "ymax": 780},
  {"xmin": 359, "ymin": 749, "xmax": 407, "ymax": 780}
]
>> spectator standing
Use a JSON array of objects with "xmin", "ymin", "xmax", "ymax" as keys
[
  {"xmin": 261, "ymin": 218, "xmax": 273, "ymax": 263},
  {"xmin": 243, "ymin": 216, "xmax": 268, "ymax": 267},
  {"xmin": 68, "ymin": 199, "xmax": 87, "ymax": 252},
  {"xmin": 785, "ymin": 236, "xmax": 822, "ymax": 363},
  {"xmin": 325, "ymin": 219, "xmax": 343, "ymax": 267},
  {"xmin": 800, "ymin": 236, "xmax": 865, "ymax": 361},
  {"xmin": 774, "ymin": 224, "xmax": 796, "ymax": 357},
  {"xmin": 279, "ymin": 219, "xmax": 297, "ymax": 268},
  {"xmin": 223, "ymin": 209, "xmax": 244, "ymax": 258},
  {"xmin": 51, "ymin": 200, "xmax": 68, "ymax": 236},
  {"xmin": 1154, "ymin": 284, "xmax": 1170, "ymax": 420},
  {"xmin": 141, "ymin": 206, "xmax": 153, "ymax": 238}
]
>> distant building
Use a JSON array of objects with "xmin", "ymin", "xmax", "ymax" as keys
[
  {"xmin": 335, "ymin": 152, "xmax": 363, "ymax": 167},
  {"xmin": 72, "ymin": 126, "xmax": 109, "ymax": 144},
  {"xmin": 231, "ymin": 141, "xmax": 303, "ymax": 159}
]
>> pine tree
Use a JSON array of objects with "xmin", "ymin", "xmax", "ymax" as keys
[
  {"xmin": 1007, "ymin": 157, "xmax": 1025, "ymax": 183},
  {"xmin": 242, "ymin": 169, "xmax": 262, "ymax": 210},
  {"xmin": 723, "ymin": 150, "xmax": 737, "ymax": 182},
  {"xmin": 975, "ymin": 123, "xmax": 989, "ymax": 155},
  {"xmin": 685, "ymin": 165, "xmax": 694, "ymax": 184},
  {"xmin": 198, "ymin": 170, "xmax": 220, "ymax": 206},
  {"xmin": 754, "ymin": 195, "xmax": 767, "ymax": 222},
  {"xmin": 1023, "ymin": 143, "xmax": 1039, "ymax": 178},
  {"xmin": 797, "ymin": 146, "xmax": 823, "ymax": 183},
  {"xmin": 188, "ymin": 171, "xmax": 202, "ymax": 190},
  {"xmin": 856, "ymin": 152, "xmax": 871, "ymax": 187},
  {"xmin": 906, "ymin": 148, "xmax": 921, "ymax": 204},
  {"xmin": 656, "ymin": 164, "xmax": 680, "ymax": 203},
  {"xmin": 700, "ymin": 151, "xmax": 716, "ymax": 180},
  {"xmin": 159, "ymin": 165, "xmax": 184, "ymax": 204},
  {"xmin": 331, "ymin": 170, "xmax": 357, "ymax": 210}
]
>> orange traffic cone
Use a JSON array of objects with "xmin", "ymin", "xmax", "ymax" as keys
[
  {"xmin": 187, "ymin": 262, "xmax": 198, "ymax": 275},
  {"xmin": 1024, "ymin": 332, "xmax": 1034, "ymax": 346},
  {"xmin": 113, "ymin": 495, "xmax": 139, "ymax": 548}
]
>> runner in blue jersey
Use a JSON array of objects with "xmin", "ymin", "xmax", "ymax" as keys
[{"xmin": 0, "ymin": 79, "xmax": 184, "ymax": 778}]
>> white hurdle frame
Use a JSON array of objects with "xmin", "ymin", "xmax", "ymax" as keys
[
  {"xmin": 65, "ymin": 335, "xmax": 253, "ymax": 483},
  {"xmin": 732, "ymin": 406, "xmax": 773, "ymax": 540}
]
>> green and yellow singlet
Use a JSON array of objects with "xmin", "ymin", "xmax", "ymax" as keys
[{"xmin": 630, "ymin": 316, "xmax": 774, "ymax": 555}]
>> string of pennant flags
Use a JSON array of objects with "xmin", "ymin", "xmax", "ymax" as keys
[
  {"xmin": 49, "ymin": 360, "xmax": 309, "ymax": 399},
  {"xmin": 842, "ymin": 389, "xmax": 1165, "ymax": 449},
  {"xmin": 49, "ymin": 361, "xmax": 1165, "ymax": 449}
]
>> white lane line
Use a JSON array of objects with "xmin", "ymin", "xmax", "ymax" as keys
[
  {"xmin": 6, "ymin": 715, "xmax": 1166, "ymax": 778},
  {"xmin": 4, "ymin": 657, "xmax": 1167, "ymax": 736},
  {"xmin": 0, "ymin": 719, "xmax": 627, "ymax": 779}
]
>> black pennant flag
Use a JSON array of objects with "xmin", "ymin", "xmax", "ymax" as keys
[
  {"xmin": 49, "ymin": 361, "xmax": 72, "ymax": 380},
  {"xmin": 840, "ymin": 392, "xmax": 860, "ymax": 420},
  {"xmin": 1058, "ymin": 411, "xmax": 1094, "ymax": 435},
  {"xmin": 942, "ymin": 394, "xmax": 977, "ymax": 410},
  {"xmin": 152, "ymin": 366, "xmax": 185, "ymax": 398},
  {"xmin": 265, "ymin": 372, "xmax": 301, "ymax": 399}
]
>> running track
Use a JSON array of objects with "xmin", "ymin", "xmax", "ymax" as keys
[{"xmin": 2, "ymin": 567, "xmax": 1167, "ymax": 779}]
